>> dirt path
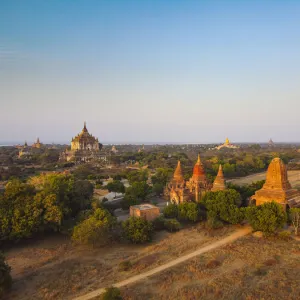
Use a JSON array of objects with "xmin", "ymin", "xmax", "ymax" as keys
[{"xmin": 73, "ymin": 226, "xmax": 252, "ymax": 300}]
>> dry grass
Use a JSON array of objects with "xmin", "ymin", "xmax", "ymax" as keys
[
  {"xmin": 121, "ymin": 236, "xmax": 300, "ymax": 300},
  {"xmin": 229, "ymin": 170, "xmax": 300, "ymax": 188},
  {"xmin": 4, "ymin": 224, "xmax": 235, "ymax": 300}
]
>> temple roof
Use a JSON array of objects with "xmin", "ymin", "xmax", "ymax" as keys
[
  {"xmin": 173, "ymin": 160, "xmax": 184, "ymax": 182},
  {"xmin": 212, "ymin": 165, "xmax": 226, "ymax": 191},
  {"xmin": 192, "ymin": 154, "xmax": 206, "ymax": 180},
  {"xmin": 72, "ymin": 122, "xmax": 98, "ymax": 143},
  {"xmin": 263, "ymin": 157, "xmax": 292, "ymax": 190}
]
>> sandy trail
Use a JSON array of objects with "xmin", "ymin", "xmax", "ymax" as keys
[{"xmin": 73, "ymin": 226, "xmax": 252, "ymax": 300}]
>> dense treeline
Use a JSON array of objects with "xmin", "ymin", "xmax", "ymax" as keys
[{"xmin": 0, "ymin": 173, "xmax": 93, "ymax": 244}]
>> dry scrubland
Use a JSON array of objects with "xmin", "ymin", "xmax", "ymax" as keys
[
  {"xmin": 230, "ymin": 170, "xmax": 300, "ymax": 188},
  {"xmin": 5, "ymin": 224, "xmax": 235, "ymax": 300},
  {"xmin": 121, "ymin": 236, "xmax": 300, "ymax": 300}
]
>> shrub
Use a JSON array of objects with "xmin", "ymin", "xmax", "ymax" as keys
[
  {"xmin": 253, "ymin": 265, "xmax": 267, "ymax": 276},
  {"xmin": 177, "ymin": 202, "xmax": 200, "ymax": 222},
  {"xmin": 101, "ymin": 287, "xmax": 122, "ymax": 300},
  {"xmin": 278, "ymin": 230, "xmax": 291, "ymax": 240},
  {"xmin": 0, "ymin": 253, "xmax": 12, "ymax": 298},
  {"xmin": 118, "ymin": 260, "xmax": 132, "ymax": 271},
  {"xmin": 72, "ymin": 208, "xmax": 117, "ymax": 247},
  {"xmin": 152, "ymin": 216, "xmax": 166, "ymax": 231},
  {"xmin": 206, "ymin": 217, "xmax": 224, "ymax": 230},
  {"xmin": 163, "ymin": 203, "xmax": 178, "ymax": 218},
  {"xmin": 121, "ymin": 194, "xmax": 140, "ymax": 210},
  {"xmin": 244, "ymin": 202, "xmax": 287, "ymax": 235},
  {"xmin": 206, "ymin": 259, "xmax": 221, "ymax": 269},
  {"xmin": 122, "ymin": 217, "xmax": 153, "ymax": 244},
  {"xmin": 164, "ymin": 219, "xmax": 181, "ymax": 232}
]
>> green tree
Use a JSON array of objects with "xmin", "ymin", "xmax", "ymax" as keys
[
  {"xmin": 120, "ymin": 193, "xmax": 140, "ymax": 210},
  {"xmin": 126, "ymin": 181, "xmax": 151, "ymax": 200},
  {"xmin": 152, "ymin": 183, "xmax": 164, "ymax": 196},
  {"xmin": 163, "ymin": 203, "xmax": 178, "ymax": 218},
  {"xmin": 72, "ymin": 208, "xmax": 117, "ymax": 247},
  {"xmin": 122, "ymin": 217, "xmax": 153, "ymax": 244},
  {"xmin": 164, "ymin": 219, "xmax": 181, "ymax": 232},
  {"xmin": 177, "ymin": 202, "xmax": 200, "ymax": 222},
  {"xmin": 290, "ymin": 208, "xmax": 300, "ymax": 235},
  {"xmin": 0, "ymin": 180, "xmax": 41, "ymax": 241},
  {"xmin": 244, "ymin": 202, "xmax": 287, "ymax": 235},
  {"xmin": 202, "ymin": 189, "xmax": 244, "ymax": 224},
  {"xmin": 151, "ymin": 168, "xmax": 173, "ymax": 185},
  {"xmin": 127, "ymin": 170, "xmax": 148, "ymax": 184},
  {"xmin": 0, "ymin": 253, "xmax": 12, "ymax": 298},
  {"xmin": 101, "ymin": 287, "xmax": 122, "ymax": 300},
  {"xmin": 106, "ymin": 180, "xmax": 125, "ymax": 198}
]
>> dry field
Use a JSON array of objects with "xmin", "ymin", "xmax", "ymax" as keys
[
  {"xmin": 4, "ymin": 224, "xmax": 235, "ymax": 300},
  {"xmin": 229, "ymin": 170, "xmax": 300, "ymax": 188},
  {"xmin": 121, "ymin": 235, "xmax": 300, "ymax": 300}
]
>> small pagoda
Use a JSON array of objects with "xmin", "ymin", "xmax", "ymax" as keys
[{"xmin": 211, "ymin": 165, "xmax": 226, "ymax": 192}]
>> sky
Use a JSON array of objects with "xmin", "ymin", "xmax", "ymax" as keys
[{"xmin": 1, "ymin": 0, "xmax": 300, "ymax": 144}]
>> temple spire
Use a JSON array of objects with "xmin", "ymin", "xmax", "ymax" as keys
[
  {"xmin": 83, "ymin": 121, "xmax": 88, "ymax": 132},
  {"xmin": 211, "ymin": 164, "xmax": 226, "ymax": 191},
  {"xmin": 173, "ymin": 160, "xmax": 184, "ymax": 182},
  {"xmin": 196, "ymin": 153, "xmax": 201, "ymax": 164}
]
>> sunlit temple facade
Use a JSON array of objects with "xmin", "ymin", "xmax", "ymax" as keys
[
  {"xmin": 60, "ymin": 122, "xmax": 105, "ymax": 163},
  {"xmin": 251, "ymin": 157, "xmax": 300, "ymax": 209},
  {"xmin": 164, "ymin": 154, "xmax": 227, "ymax": 204}
]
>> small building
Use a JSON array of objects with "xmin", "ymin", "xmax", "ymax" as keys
[{"xmin": 130, "ymin": 204, "xmax": 160, "ymax": 221}]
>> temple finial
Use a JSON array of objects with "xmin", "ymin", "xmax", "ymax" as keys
[{"xmin": 197, "ymin": 153, "xmax": 201, "ymax": 164}]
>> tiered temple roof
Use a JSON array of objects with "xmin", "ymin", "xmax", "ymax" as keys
[
  {"xmin": 172, "ymin": 160, "xmax": 185, "ymax": 184},
  {"xmin": 211, "ymin": 165, "xmax": 226, "ymax": 191},
  {"xmin": 252, "ymin": 157, "xmax": 300, "ymax": 208},
  {"xmin": 192, "ymin": 154, "xmax": 206, "ymax": 182},
  {"xmin": 71, "ymin": 122, "xmax": 99, "ymax": 151}
]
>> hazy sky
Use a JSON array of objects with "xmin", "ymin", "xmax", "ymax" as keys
[{"xmin": 1, "ymin": 0, "xmax": 300, "ymax": 144}]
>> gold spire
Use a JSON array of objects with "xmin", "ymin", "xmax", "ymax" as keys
[{"xmin": 196, "ymin": 153, "xmax": 201, "ymax": 164}]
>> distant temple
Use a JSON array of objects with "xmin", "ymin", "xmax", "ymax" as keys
[
  {"xmin": 215, "ymin": 138, "xmax": 239, "ymax": 150},
  {"xmin": 18, "ymin": 139, "xmax": 43, "ymax": 158},
  {"xmin": 18, "ymin": 141, "xmax": 31, "ymax": 158},
  {"xmin": 164, "ymin": 155, "xmax": 226, "ymax": 204},
  {"xmin": 32, "ymin": 137, "xmax": 42, "ymax": 149},
  {"xmin": 60, "ymin": 122, "xmax": 105, "ymax": 163},
  {"xmin": 268, "ymin": 138, "xmax": 275, "ymax": 147},
  {"xmin": 251, "ymin": 158, "xmax": 300, "ymax": 209},
  {"xmin": 111, "ymin": 145, "xmax": 118, "ymax": 154}
]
